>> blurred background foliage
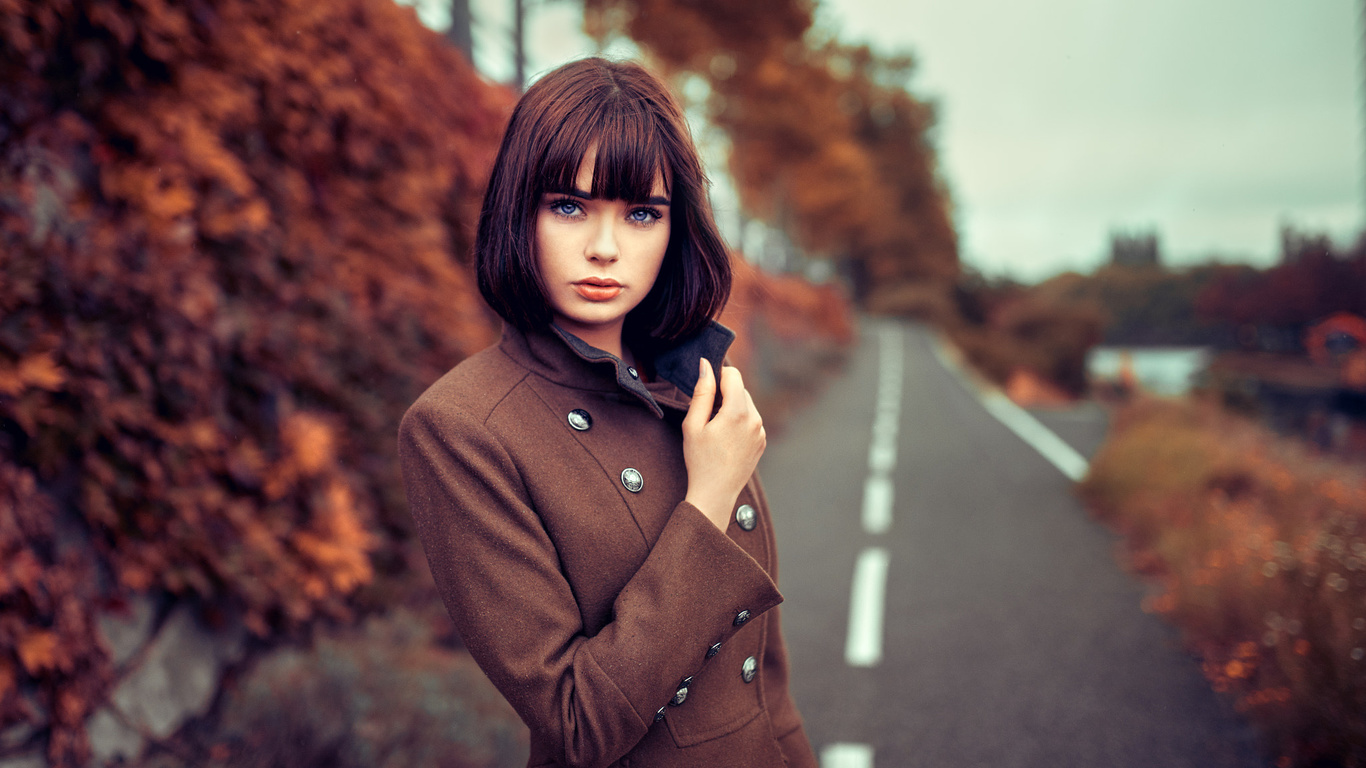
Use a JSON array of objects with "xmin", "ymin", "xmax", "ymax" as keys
[
  {"xmin": 1080, "ymin": 398, "xmax": 1366, "ymax": 766},
  {"xmin": 583, "ymin": 0, "xmax": 961, "ymax": 300}
]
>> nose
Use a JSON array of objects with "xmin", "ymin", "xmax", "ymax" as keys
[{"xmin": 586, "ymin": 215, "xmax": 619, "ymax": 263}]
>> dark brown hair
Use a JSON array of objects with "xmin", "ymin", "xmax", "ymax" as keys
[{"xmin": 475, "ymin": 57, "xmax": 731, "ymax": 342}]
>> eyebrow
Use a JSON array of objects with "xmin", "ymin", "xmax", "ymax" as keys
[{"xmin": 554, "ymin": 188, "xmax": 671, "ymax": 206}]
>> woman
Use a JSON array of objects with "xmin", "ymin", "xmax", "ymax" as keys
[{"xmin": 398, "ymin": 58, "xmax": 816, "ymax": 768}]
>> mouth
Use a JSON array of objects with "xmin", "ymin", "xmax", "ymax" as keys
[{"xmin": 573, "ymin": 278, "xmax": 623, "ymax": 301}]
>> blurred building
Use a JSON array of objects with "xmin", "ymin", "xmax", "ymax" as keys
[
  {"xmin": 1109, "ymin": 229, "xmax": 1161, "ymax": 268},
  {"xmin": 1279, "ymin": 224, "xmax": 1334, "ymax": 264}
]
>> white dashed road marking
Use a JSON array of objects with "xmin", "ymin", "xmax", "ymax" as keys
[
  {"xmin": 831, "ymin": 324, "xmax": 904, "ymax": 764},
  {"xmin": 822, "ymin": 742, "xmax": 875, "ymax": 768},
  {"xmin": 845, "ymin": 546, "xmax": 890, "ymax": 667},
  {"xmin": 861, "ymin": 475, "xmax": 894, "ymax": 535}
]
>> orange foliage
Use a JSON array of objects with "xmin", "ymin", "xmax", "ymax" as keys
[
  {"xmin": 720, "ymin": 257, "xmax": 854, "ymax": 425},
  {"xmin": 585, "ymin": 0, "xmax": 959, "ymax": 302},
  {"xmin": 1080, "ymin": 398, "xmax": 1366, "ymax": 766},
  {"xmin": 723, "ymin": 257, "xmax": 854, "ymax": 369},
  {"xmin": 946, "ymin": 279, "xmax": 1105, "ymax": 399},
  {"xmin": 1196, "ymin": 235, "xmax": 1366, "ymax": 333},
  {"xmin": 0, "ymin": 0, "xmax": 509, "ymax": 762}
]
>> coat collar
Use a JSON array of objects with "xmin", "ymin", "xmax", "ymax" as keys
[{"xmin": 498, "ymin": 321, "xmax": 736, "ymax": 418}]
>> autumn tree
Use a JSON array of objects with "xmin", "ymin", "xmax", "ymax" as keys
[
  {"xmin": 583, "ymin": 0, "xmax": 959, "ymax": 302},
  {"xmin": 0, "ymin": 0, "xmax": 510, "ymax": 762},
  {"xmin": 1196, "ymin": 235, "xmax": 1366, "ymax": 342}
]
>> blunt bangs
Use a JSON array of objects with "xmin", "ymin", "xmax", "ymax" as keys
[{"xmin": 537, "ymin": 92, "xmax": 671, "ymax": 203}]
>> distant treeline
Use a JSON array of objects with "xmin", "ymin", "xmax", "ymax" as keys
[{"xmin": 1007, "ymin": 232, "xmax": 1366, "ymax": 351}]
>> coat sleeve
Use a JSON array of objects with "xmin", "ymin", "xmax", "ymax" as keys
[{"xmin": 397, "ymin": 397, "xmax": 784, "ymax": 768}]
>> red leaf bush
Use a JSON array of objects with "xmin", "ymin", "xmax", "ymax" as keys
[
  {"xmin": 1079, "ymin": 398, "xmax": 1366, "ymax": 767},
  {"xmin": 0, "ymin": 0, "xmax": 509, "ymax": 762}
]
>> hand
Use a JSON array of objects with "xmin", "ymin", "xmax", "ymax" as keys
[{"xmin": 682, "ymin": 358, "xmax": 766, "ymax": 531}]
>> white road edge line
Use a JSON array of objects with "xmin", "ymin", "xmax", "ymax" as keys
[
  {"xmin": 822, "ymin": 742, "xmax": 874, "ymax": 768},
  {"xmin": 845, "ymin": 547, "xmax": 890, "ymax": 667},
  {"xmin": 979, "ymin": 391, "xmax": 1089, "ymax": 482},
  {"xmin": 929, "ymin": 336, "xmax": 1090, "ymax": 483}
]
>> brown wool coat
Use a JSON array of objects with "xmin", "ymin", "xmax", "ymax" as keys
[{"xmin": 398, "ymin": 322, "xmax": 817, "ymax": 768}]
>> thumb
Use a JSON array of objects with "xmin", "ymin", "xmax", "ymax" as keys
[{"xmin": 684, "ymin": 357, "xmax": 715, "ymax": 430}]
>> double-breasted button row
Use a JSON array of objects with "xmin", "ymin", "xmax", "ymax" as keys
[
  {"xmin": 735, "ymin": 504, "xmax": 757, "ymax": 531},
  {"xmin": 733, "ymin": 609, "xmax": 751, "ymax": 627},
  {"xmin": 741, "ymin": 656, "xmax": 757, "ymax": 683},
  {"xmin": 564, "ymin": 410, "xmax": 646, "ymax": 494},
  {"xmin": 669, "ymin": 676, "xmax": 692, "ymax": 707}
]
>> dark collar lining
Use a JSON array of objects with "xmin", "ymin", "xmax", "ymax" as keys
[{"xmin": 502, "ymin": 322, "xmax": 735, "ymax": 418}]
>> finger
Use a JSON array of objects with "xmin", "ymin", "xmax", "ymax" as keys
[
  {"xmin": 684, "ymin": 358, "xmax": 716, "ymax": 430},
  {"xmin": 717, "ymin": 365, "xmax": 745, "ymax": 414}
]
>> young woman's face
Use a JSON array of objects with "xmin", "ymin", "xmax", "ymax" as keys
[{"xmin": 535, "ymin": 146, "xmax": 671, "ymax": 352}]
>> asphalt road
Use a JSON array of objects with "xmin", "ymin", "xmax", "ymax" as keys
[{"xmin": 761, "ymin": 318, "xmax": 1268, "ymax": 768}]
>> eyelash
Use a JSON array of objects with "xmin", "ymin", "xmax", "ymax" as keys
[{"xmin": 548, "ymin": 197, "xmax": 664, "ymax": 225}]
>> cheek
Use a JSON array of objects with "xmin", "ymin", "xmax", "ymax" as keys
[{"xmin": 534, "ymin": 216, "xmax": 568, "ymax": 276}]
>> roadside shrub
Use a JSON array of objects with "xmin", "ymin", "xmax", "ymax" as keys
[
  {"xmin": 722, "ymin": 258, "xmax": 854, "ymax": 428},
  {"xmin": 1079, "ymin": 398, "xmax": 1366, "ymax": 767},
  {"xmin": 946, "ymin": 294, "xmax": 1104, "ymax": 398},
  {"xmin": 0, "ymin": 0, "xmax": 508, "ymax": 762}
]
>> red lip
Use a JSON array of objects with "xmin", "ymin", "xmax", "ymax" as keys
[{"xmin": 573, "ymin": 278, "xmax": 622, "ymax": 301}]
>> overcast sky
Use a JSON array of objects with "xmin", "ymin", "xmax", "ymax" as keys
[{"xmin": 410, "ymin": 0, "xmax": 1362, "ymax": 282}]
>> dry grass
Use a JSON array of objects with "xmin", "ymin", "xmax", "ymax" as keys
[{"xmin": 1079, "ymin": 398, "xmax": 1366, "ymax": 767}]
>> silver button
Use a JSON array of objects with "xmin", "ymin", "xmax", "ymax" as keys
[
  {"xmin": 735, "ymin": 504, "xmax": 757, "ymax": 531},
  {"xmin": 741, "ymin": 655, "xmax": 757, "ymax": 683},
  {"xmin": 567, "ymin": 409, "xmax": 592, "ymax": 431},
  {"xmin": 654, "ymin": 705, "xmax": 666, "ymax": 722},
  {"xmin": 733, "ymin": 609, "xmax": 750, "ymax": 627},
  {"xmin": 627, "ymin": 366, "xmax": 639, "ymax": 379},
  {"xmin": 621, "ymin": 468, "xmax": 644, "ymax": 493},
  {"xmin": 669, "ymin": 677, "xmax": 692, "ymax": 706},
  {"xmin": 706, "ymin": 642, "xmax": 721, "ymax": 659}
]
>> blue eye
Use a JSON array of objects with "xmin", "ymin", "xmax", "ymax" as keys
[
  {"xmin": 629, "ymin": 208, "xmax": 662, "ymax": 223},
  {"xmin": 550, "ymin": 199, "xmax": 582, "ymax": 216}
]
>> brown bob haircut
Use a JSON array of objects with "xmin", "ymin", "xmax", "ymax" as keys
[{"xmin": 475, "ymin": 57, "xmax": 731, "ymax": 344}]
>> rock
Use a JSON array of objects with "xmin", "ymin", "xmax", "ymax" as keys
[
  {"xmin": 0, "ymin": 687, "xmax": 46, "ymax": 753},
  {"xmin": 210, "ymin": 609, "xmax": 527, "ymax": 768},
  {"xmin": 0, "ymin": 749, "xmax": 45, "ymax": 768},
  {"xmin": 86, "ymin": 707, "xmax": 145, "ymax": 766},
  {"xmin": 109, "ymin": 604, "xmax": 246, "ymax": 739},
  {"xmin": 95, "ymin": 594, "xmax": 157, "ymax": 668},
  {"xmin": 0, "ymin": 719, "xmax": 39, "ymax": 754}
]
